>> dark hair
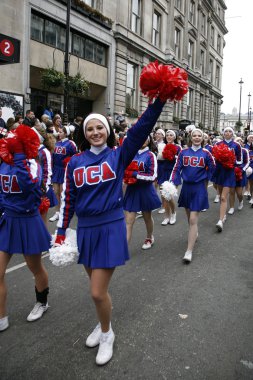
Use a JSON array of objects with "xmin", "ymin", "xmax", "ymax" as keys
[{"xmin": 77, "ymin": 117, "xmax": 116, "ymax": 151}]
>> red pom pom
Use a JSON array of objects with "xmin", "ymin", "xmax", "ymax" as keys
[
  {"xmin": 0, "ymin": 138, "xmax": 14, "ymax": 164},
  {"xmin": 15, "ymin": 125, "xmax": 40, "ymax": 159},
  {"xmin": 234, "ymin": 167, "xmax": 243, "ymax": 181},
  {"xmin": 124, "ymin": 161, "xmax": 139, "ymax": 184},
  {"xmin": 39, "ymin": 197, "xmax": 50, "ymax": 214},
  {"xmin": 139, "ymin": 61, "xmax": 189, "ymax": 102},
  {"xmin": 63, "ymin": 156, "xmax": 72, "ymax": 168},
  {"xmin": 162, "ymin": 143, "xmax": 178, "ymax": 160},
  {"xmin": 212, "ymin": 143, "xmax": 236, "ymax": 169}
]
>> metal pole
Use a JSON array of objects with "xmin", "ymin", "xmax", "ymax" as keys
[
  {"xmin": 63, "ymin": 0, "xmax": 71, "ymax": 124},
  {"xmin": 248, "ymin": 92, "xmax": 251, "ymax": 122},
  {"xmin": 238, "ymin": 78, "xmax": 244, "ymax": 124}
]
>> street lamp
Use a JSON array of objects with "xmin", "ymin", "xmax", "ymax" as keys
[
  {"xmin": 250, "ymin": 107, "xmax": 252, "ymax": 130},
  {"xmin": 248, "ymin": 92, "xmax": 251, "ymax": 122},
  {"xmin": 238, "ymin": 78, "xmax": 244, "ymax": 124},
  {"xmin": 63, "ymin": 0, "xmax": 71, "ymax": 124}
]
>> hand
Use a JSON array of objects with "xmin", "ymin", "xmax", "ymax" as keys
[
  {"xmin": 55, "ymin": 234, "xmax": 66, "ymax": 245},
  {"xmin": 7, "ymin": 137, "xmax": 24, "ymax": 154}
]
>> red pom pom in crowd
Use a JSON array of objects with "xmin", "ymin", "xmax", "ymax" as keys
[
  {"xmin": 162, "ymin": 143, "xmax": 178, "ymax": 161},
  {"xmin": 234, "ymin": 166, "xmax": 243, "ymax": 182},
  {"xmin": 0, "ymin": 138, "xmax": 14, "ymax": 165},
  {"xmin": 39, "ymin": 197, "xmax": 50, "ymax": 214},
  {"xmin": 212, "ymin": 143, "xmax": 236, "ymax": 169},
  {"xmin": 139, "ymin": 60, "xmax": 189, "ymax": 102},
  {"xmin": 124, "ymin": 161, "xmax": 139, "ymax": 185},
  {"xmin": 15, "ymin": 125, "xmax": 40, "ymax": 159}
]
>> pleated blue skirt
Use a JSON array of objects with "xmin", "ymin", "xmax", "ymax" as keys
[
  {"xmin": 123, "ymin": 182, "xmax": 161, "ymax": 212},
  {"xmin": 236, "ymin": 171, "xmax": 247, "ymax": 187},
  {"xmin": 77, "ymin": 218, "xmax": 129, "ymax": 269},
  {"xmin": 52, "ymin": 166, "xmax": 65, "ymax": 184},
  {"xmin": 178, "ymin": 181, "xmax": 209, "ymax": 212},
  {"xmin": 46, "ymin": 186, "xmax": 58, "ymax": 208},
  {"xmin": 212, "ymin": 163, "xmax": 236, "ymax": 187},
  {"xmin": 0, "ymin": 211, "xmax": 51, "ymax": 255}
]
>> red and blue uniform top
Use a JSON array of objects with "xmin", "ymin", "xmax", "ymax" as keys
[
  {"xmin": 52, "ymin": 139, "xmax": 77, "ymax": 170},
  {"xmin": 170, "ymin": 147, "xmax": 216, "ymax": 186},
  {"xmin": 38, "ymin": 145, "xmax": 52, "ymax": 192},
  {"xmin": 57, "ymin": 98, "xmax": 165, "ymax": 235}
]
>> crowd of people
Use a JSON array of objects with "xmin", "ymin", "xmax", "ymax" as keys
[{"xmin": 1, "ymin": 101, "xmax": 253, "ymax": 366}]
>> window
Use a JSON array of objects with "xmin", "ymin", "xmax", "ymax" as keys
[
  {"xmin": 173, "ymin": 101, "xmax": 181, "ymax": 119},
  {"xmin": 126, "ymin": 63, "xmax": 136, "ymax": 108},
  {"xmin": 152, "ymin": 10, "xmax": 161, "ymax": 47},
  {"xmin": 187, "ymin": 88, "xmax": 194, "ymax": 120},
  {"xmin": 200, "ymin": 50, "xmax": 205, "ymax": 76},
  {"xmin": 200, "ymin": 11, "xmax": 206, "ymax": 36},
  {"xmin": 210, "ymin": 26, "xmax": 215, "ymax": 46},
  {"xmin": 215, "ymin": 65, "xmax": 220, "ymax": 87},
  {"xmin": 217, "ymin": 34, "xmax": 221, "ymax": 54},
  {"xmin": 174, "ymin": 28, "xmax": 181, "ymax": 60},
  {"xmin": 175, "ymin": 0, "xmax": 182, "ymax": 11},
  {"xmin": 83, "ymin": 0, "xmax": 95, "ymax": 7},
  {"xmin": 199, "ymin": 93, "xmax": 204, "ymax": 123},
  {"xmin": 209, "ymin": 59, "xmax": 213, "ymax": 83},
  {"xmin": 31, "ymin": 13, "xmax": 44, "ymax": 42},
  {"xmin": 31, "ymin": 12, "xmax": 107, "ymax": 66},
  {"xmin": 188, "ymin": 40, "xmax": 194, "ymax": 69},
  {"xmin": 131, "ymin": 0, "xmax": 142, "ymax": 34},
  {"xmin": 189, "ymin": 1, "xmax": 195, "ymax": 25}
]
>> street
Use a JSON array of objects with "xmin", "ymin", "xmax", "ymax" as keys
[{"xmin": 1, "ymin": 185, "xmax": 253, "ymax": 380}]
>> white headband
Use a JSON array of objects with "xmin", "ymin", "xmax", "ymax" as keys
[
  {"xmin": 156, "ymin": 128, "xmax": 165, "ymax": 137},
  {"xmin": 32, "ymin": 127, "xmax": 44, "ymax": 144},
  {"xmin": 191, "ymin": 128, "xmax": 204, "ymax": 137},
  {"xmin": 83, "ymin": 114, "xmax": 110, "ymax": 136},
  {"xmin": 247, "ymin": 134, "xmax": 253, "ymax": 141},
  {"xmin": 166, "ymin": 129, "xmax": 176, "ymax": 138}
]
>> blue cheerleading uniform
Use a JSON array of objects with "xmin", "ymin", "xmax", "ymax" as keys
[
  {"xmin": 38, "ymin": 145, "xmax": 58, "ymax": 207},
  {"xmin": 157, "ymin": 143, "xmax": 182, "ymax": 185},
  {"xmin": 57, "ymin": 98, "xmax": 165, "ymax": 268},
  {"xmin": 213, "ymin": 140, "xmax": 242, "ymax": 187},
  {"xmin": 123, "ymin": 147, "xmax": 161, "ymax": 212},
  {"xmin": 170, "ymin": 147, "xmax": 216, "ymax": 211},
  {"xmin": 244, "ymin": 143, "xmax": 253, "ymax": 180},
  {"xmin": 52, "ymin": 139, "xmax": 77, "ymax": 184},
  {"xmin": 235, "ymin": 148, "xmax": 249, "ymax": 187},
  {"xmin": 0, "ymin": 154, "xmax": 51, "ymax": 254},
  {"xmin": 204, "ymin": 144, "xmax": 213, "ymax": 154}
]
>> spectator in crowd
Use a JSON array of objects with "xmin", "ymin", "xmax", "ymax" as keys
[
  {"xmin": 15, "ymin": 114, "xmax": 23, "ymax": 125},
  {"xmin": 71, "ymin": 116, "xmax": 83, "ymax": 146},
  {"xmin": 43, "ymin": 106, "xmax": 54, "ymax": 119},
  {"xmin": 23, "ymin": 110, "xmax": 35, "ymax": 127},
  {"xmin": 41, "ymin": 114, "xmax": 51, "ymax": 130},
  {"xmin": 6, "ymin": 118, "xmax": 15, "ymax": 132}
]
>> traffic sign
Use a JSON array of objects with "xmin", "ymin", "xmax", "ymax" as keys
[{"xmin": 0, "ymin": 33, "xmax": 20, "ymax": 64}]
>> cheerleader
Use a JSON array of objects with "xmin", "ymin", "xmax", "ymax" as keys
[
  {"xmin": 49, "ymin": 126, "xmax": 77, "ymax": 222},
  {"xmin": 160, "ymin": 130, "xmax": 182, "ymax": 225},
  {"xmin": 54, "ymin": 98, "xmax": 166, "ymax": 365},
  {"xmin": 0, "ymin": 126, "xmax": 51, "ymax": 332},
  {"xmin": 228, "ymin": 137, "xmax": 249, "ymax": 211},
  {"xmin": 170, "ymin": 128, "xmax": 215, "ymax": 263},
  {"xmin": 212, "ymin": 127, "xmax": 242, "ymax": 231},
  {"xmin": 155, "ymin": 128, "xmax": 167, "ymax": 214},
  {"xmin": 244, "ymin": 134, "xmax": 253, "ymax": 203},
  {"xmin": 123, "ymin": 136, "xmax": 161, "ymax": 249}
]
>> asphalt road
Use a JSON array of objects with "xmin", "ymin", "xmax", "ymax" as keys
[{"xmin": 1, "ymin": 186, "xmax": 253, "ymax": 380}]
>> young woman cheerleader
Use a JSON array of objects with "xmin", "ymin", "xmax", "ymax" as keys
[
  {"xmin": 212, "ymin": 127, "xmax": 242, "ymax": 231},
  {"xmin": 155, "ymin": 128, "xmax": 167, "ymax": 214},
  {"xmin": 244, "ymin": 134, "xmax": 253, "ymax": 204},
  {"xmin": 170, "ymin": 128, "xmax": 215, "ymax": 263},
  {"xmin": 49, "ymin": 126, "xmax": 77, "ymax": 222},
  {"xmin": 227, "ymin": 137, "xmax": 250, "ymax": 212},
  {"xmin": 123, "ymin": 136, "xmax": 161, "ymax": 250},
  {"xmin": 159, "ymin": 130, "xmax": 181, "ymax": 225},
  {"xmin": 0, "ymin": 125, "xmax": 51, "ymax": 332}
]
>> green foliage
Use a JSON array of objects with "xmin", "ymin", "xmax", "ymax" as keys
[
  {"xmin": 41, "ymin": 68, "xmax": 65, "ymax": 88},
  {"xmin": 66, "ymin": 73, "xmax": 89, "ymax": 96},
  {"xmin": 73, "ymin": 0, "xmax": 112, "ymax": 25}
]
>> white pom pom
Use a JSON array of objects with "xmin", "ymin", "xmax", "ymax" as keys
[
  {"xmin": 161, "ymin": 181, "xmax": 178, "ymax": 201},
  {"xmin": 49, "ymin": 228, "xmax": 78, "ymax": 267},
  {"xmin": 185, "ymin": 124, "xmax": 196, "ymax": 133},
  {"xmin": 246, "ymin": 167, "xmax": 253, "ymax": 177}
]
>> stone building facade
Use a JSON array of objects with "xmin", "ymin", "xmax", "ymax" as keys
[{"xmin": 0, "ymin": 0, "xmax": 227, "ymax": 130}]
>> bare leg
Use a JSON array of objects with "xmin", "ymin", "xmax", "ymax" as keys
[
  {"xmin": 229, "ymin": 188, "xmax": 235, "ymax": 209},
  {"xmin": 217, "ymin": 186, "xmax": 230, "ymax": 221},
  {"xmin": 24, "ymin": 254, "xmax": 48, "ymax": 292},
  {"xmin": 142, "ymin": 211, "xmax": 154, "ymax": 238},
  {"xmin": 186, "ymin": 211, "xmax": 199, "ymax": 252},
  {"xmin": 52, "ymin": 183, "xmax": 60, "ymax": 212},
  {"xmin": 0, "ymin": 252, "xmax": 12, "ymax": 318},
  {"xmin": 85, "ymin": 267, "xmax": 115, "ymax": 332},
  {"xmin": 124, "ymin": 211, "xmax": 137, "ymax": 244},
  {"xmin": 235, "ymin": 186, "xmax": 243, "ymax": 203}
]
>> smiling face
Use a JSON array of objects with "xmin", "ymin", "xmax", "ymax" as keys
[
  {"xmin": 191, "ymin": 130, "xmax": 203, "ymax": 146},
  {"xmin": 166, "ymin": 131, "xmax": 175, "ymax": 143},
  {"xmin": 224, "ymin": 129, "xmax": 233, "ymax": 140},
  {"xmin": 85, "ymin": 119, "xmax": 108, "ymax": 147},
  {"xmin": 155, "ymin": 131, "xmax": 164, "ymax": 142},
  {"xmin": 59, "ymin": 128, "xmax": 67, "ymax": 140}
]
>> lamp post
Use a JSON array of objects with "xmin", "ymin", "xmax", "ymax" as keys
[
  {"xmin": 238, "ymin": 78, "xmax": 244, "ymax": 124},
  {"xmin": 250, "ymin": 107, "xmax": 252, "ymax": 131},
  {"xmin": 63, "ymin": 0, "xmax": 71, "ymax": 124},
  {"xmin": 248, "ymin": 92, "xmax": 251, "ymax": 122}
]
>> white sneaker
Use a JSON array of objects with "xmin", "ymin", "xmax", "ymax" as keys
[
  {"xmin": 0, "ymin": 316, "xmax": 9, "ymax": 332},
  {"xmin": 216, "ymin": 220, "xmax": 223, "ymax": 232},
  {"xmin": 249, "ymin": 198, "xmax": 253, "ymax": 205},
  {"xmin": 49, "ymin": 212, "xmax": 59, "ymax": 222},
  {"xmin": 201, "ymin": 209, "xmax": 207, "ymax": 212},
  {"xmin": 142, "ymin": 236, "xmax": 154, "ymax": 250},
  {"xmin": 158, "ymin": 208, "xmax": 165, "ymax": 214},
  {"xmin": 183, "ymin": 251, "xmax": 192, "ymax": 263},
  {"xmin": 86, "ymin": 323, "xmax": 102, "ymax": 348},
  {"xmin": 238, "ymin": 201, "xmax": 244, "ymax": 210},
  {"xmin": 96, "ymin": 329, "xmax": 115, "ymax": 366},
  {"xmin": 214, "ymin": 195, "xmax": 220, "ymax": 203},
  {"xmin": 169, "ymin": 213, "xmax": 176, "ymax": 225},
  {"xmin": 27, "ymin": 302, "xmax": 48, "ymax": 322},
  {"xmin": 161, "ymin": 217, "xmax": 170, "ymax": 226},
  {"xmin": 135, "ymin": 211, "xmax": 143, "ymax": 219},
  {"xmin": 228, "ymin": 208, "xmax": 235, "ymax": 215}
]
